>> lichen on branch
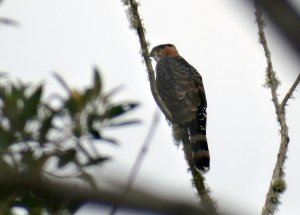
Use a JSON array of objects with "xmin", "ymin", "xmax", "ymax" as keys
[{"xmin": 255, "ymin": 4, "xmax": 300, "ymax": 215}]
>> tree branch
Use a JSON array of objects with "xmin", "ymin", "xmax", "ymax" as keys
[
  {"xmin": 0, "ymin": 170, "xmax": 211, "ymax": 215},
  {"xmin": 0, "ymin": 17, "xmax": 19, "ymax": 27},
  {"xmin": 255, "ymin": 5, "xmax": 293, "ymax": 215},
  {"xmin": 252, "ymin": 0, "xmax": 300, "ymax": 58},
  {"xmin": 125, "ymin": 0, "xmax": 173, "ymax": 122},
  {"xmin": 281, "ymin": 73, "xmax": 300, "ymax": 107},
  {"xmin": 182, "ymin": 129, "xmax": 217, "ymax": 213}
]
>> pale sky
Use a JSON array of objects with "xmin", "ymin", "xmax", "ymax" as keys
[{"xmin": 1, "ymin": 0, "xmax": 300, "ymax": 214}]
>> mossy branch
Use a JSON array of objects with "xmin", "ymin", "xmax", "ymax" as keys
[
  {"xmin": 123, "ymin": 0, "xmax": 216, "ymax": 211},
  {"xmin": 255, "ymin": 5, "xmax": 300, "ymax": 215},
  {"xmin": 124, "ymin": 0, "xmax": 173, "ymax": 122},
  {"xmin": 181, "ymin": 128, "xmax": 217, "ymax": 213}
]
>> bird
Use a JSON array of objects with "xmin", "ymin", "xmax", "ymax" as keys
[{"xmin": 150, "ymin": 44, "xmax": 209, "ymax": 172}]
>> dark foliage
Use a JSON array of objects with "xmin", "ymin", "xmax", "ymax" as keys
[{"xmin": 0, "ymin": 69, "xmax": 139, "ymax": 214}]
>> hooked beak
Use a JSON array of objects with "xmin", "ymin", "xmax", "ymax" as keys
[
  {"xmin": 149, "ymin": 48, "xmax": 160, "ymax": 62},
  {"xmin": 149, "ymin": 49, "xmax": 155, "ymax": 57}
]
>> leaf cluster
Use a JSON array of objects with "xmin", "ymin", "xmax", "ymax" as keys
[{"xmin": 0, "ymin": 68, "xmax": 139, "ymax": 214}]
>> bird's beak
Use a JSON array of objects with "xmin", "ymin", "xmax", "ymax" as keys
[{"xmin": 149, "ymin": 49, "xmax": 155, "ymax": 57}]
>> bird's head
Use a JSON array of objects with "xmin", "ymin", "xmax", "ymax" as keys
[{"xmin": 150, "ymin": 44, "xmax": 180, "ymax": 62}]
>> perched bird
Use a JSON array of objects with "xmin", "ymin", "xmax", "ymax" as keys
[{"xmin": 150, "ymin": 44, "xmax": 209, "ymax": 172}]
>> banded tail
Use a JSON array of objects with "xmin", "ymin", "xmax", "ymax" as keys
[{"xmin": 186, "ymin": 107, "xmax": 210, "ymax": 172}]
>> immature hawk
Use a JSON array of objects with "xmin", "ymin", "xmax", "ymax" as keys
[{"xmin": 150, "ymin": 44, "xmax": 209, "ymax": 172}]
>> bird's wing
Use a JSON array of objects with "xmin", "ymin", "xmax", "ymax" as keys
[{"xmin": 156, "ymin": 57, "xmax": 205, "ymax": 124}]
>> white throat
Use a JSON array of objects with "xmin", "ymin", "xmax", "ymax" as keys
[{"xmin": 153, "ymin": 56, "xmax": 161, "ymax": 62}]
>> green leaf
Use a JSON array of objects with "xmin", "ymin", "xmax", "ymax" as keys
[
  {"xmin": 64, "ymin": 96, "xmax": 80, "ymax": 115},
  {"xmin": 0, "ymin": 127, "xmax": 14, "ymax": 151},
  {"xmin": 89, "ymin": 129, "xmax": 101, "ymax": 140},
  {"xmin": 2, "ymin": 84, "xmax": 25, "ymax": 130},
  {"xmin": 93, "ymin": 67, "xmax": 102, "ymax": 97},
  {"xmin": 106, "ymin": 105, "xmax": 124, "ymax": 118},
  {"xmin": 81, "ymin": 87, "xmax": 95, "ymax": 108},
  {"xmin": 57, "ymin": 149, "xmax": 77, "ymax": 168},
  {"xmin": 23, "ymin": 84, "xmax": 43, "ymax": 119},
  {"xmin": 106, "ymin": 102, "xmax": 139, "ymax": 119},
  {"xmin": 39, "ymin": 112, "xmax": 55, "ymax": 144},
  {"xmin": 87, "ymin": 114, "xmax": 96, "ymax": 131},
  {"xmin": 28, "ymin": 85, "xmax": 43, "ymax": 106},
  {"xmin": 88, "ymin": 128, "xmax": 118, "ymax": 144}
]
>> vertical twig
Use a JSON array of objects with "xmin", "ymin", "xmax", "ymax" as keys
[
  {"xmin": 125, "ymin": 0, "xmax": 173, "ymax": 122},
  {"xmin": 255, "ymin": 5, "xmax": 300, "ymax": 215},
  {"xmin": 109, "ymin": 109, "xmax": 160, "ymax": 215},
  {"xmin": 252, "ymin": 0, "xmax": 300, "ymax": 58},
  {"xmin": 182, "ymin": 129, "xmax": 217, "ymax": 213}
]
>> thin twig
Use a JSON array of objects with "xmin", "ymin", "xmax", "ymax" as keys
[
  {"xmin": 281, "ymin": 73, "xmax": 300, "ymax": 107},
  {"xmin": 255, "ymin": 6, "xmax": 281, "ymax": 113},
  {"xmin": 255, "ymin": 5, "xmax": 299, "ymax": 215},
  {"xmin": 182, "ymin": 129, "xmax": 217, "ymax": 213},
  {"xmin": 52, "ymin": 72, "xmax": 72, "ymax": 94},
  {"xmin": 109, "ymin": 109, "xmax": 160, "ymax": 215}
]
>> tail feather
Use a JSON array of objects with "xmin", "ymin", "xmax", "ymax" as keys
[
  {"xmin": 190, "ymin": 134, "xmax": 210, "ymax": 172},
  {"xmin": 186, "ymin": 106, "xmax": 209, "ymax": 172}
]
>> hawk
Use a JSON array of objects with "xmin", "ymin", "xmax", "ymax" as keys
[{"xmin": 150, "ymin": 44, "xmax": 209, "ymax": 172}]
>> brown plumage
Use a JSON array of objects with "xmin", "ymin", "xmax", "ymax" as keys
[{"xmin": 150, "ymin": 44, "xmax": 209, "ymax": 172}]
